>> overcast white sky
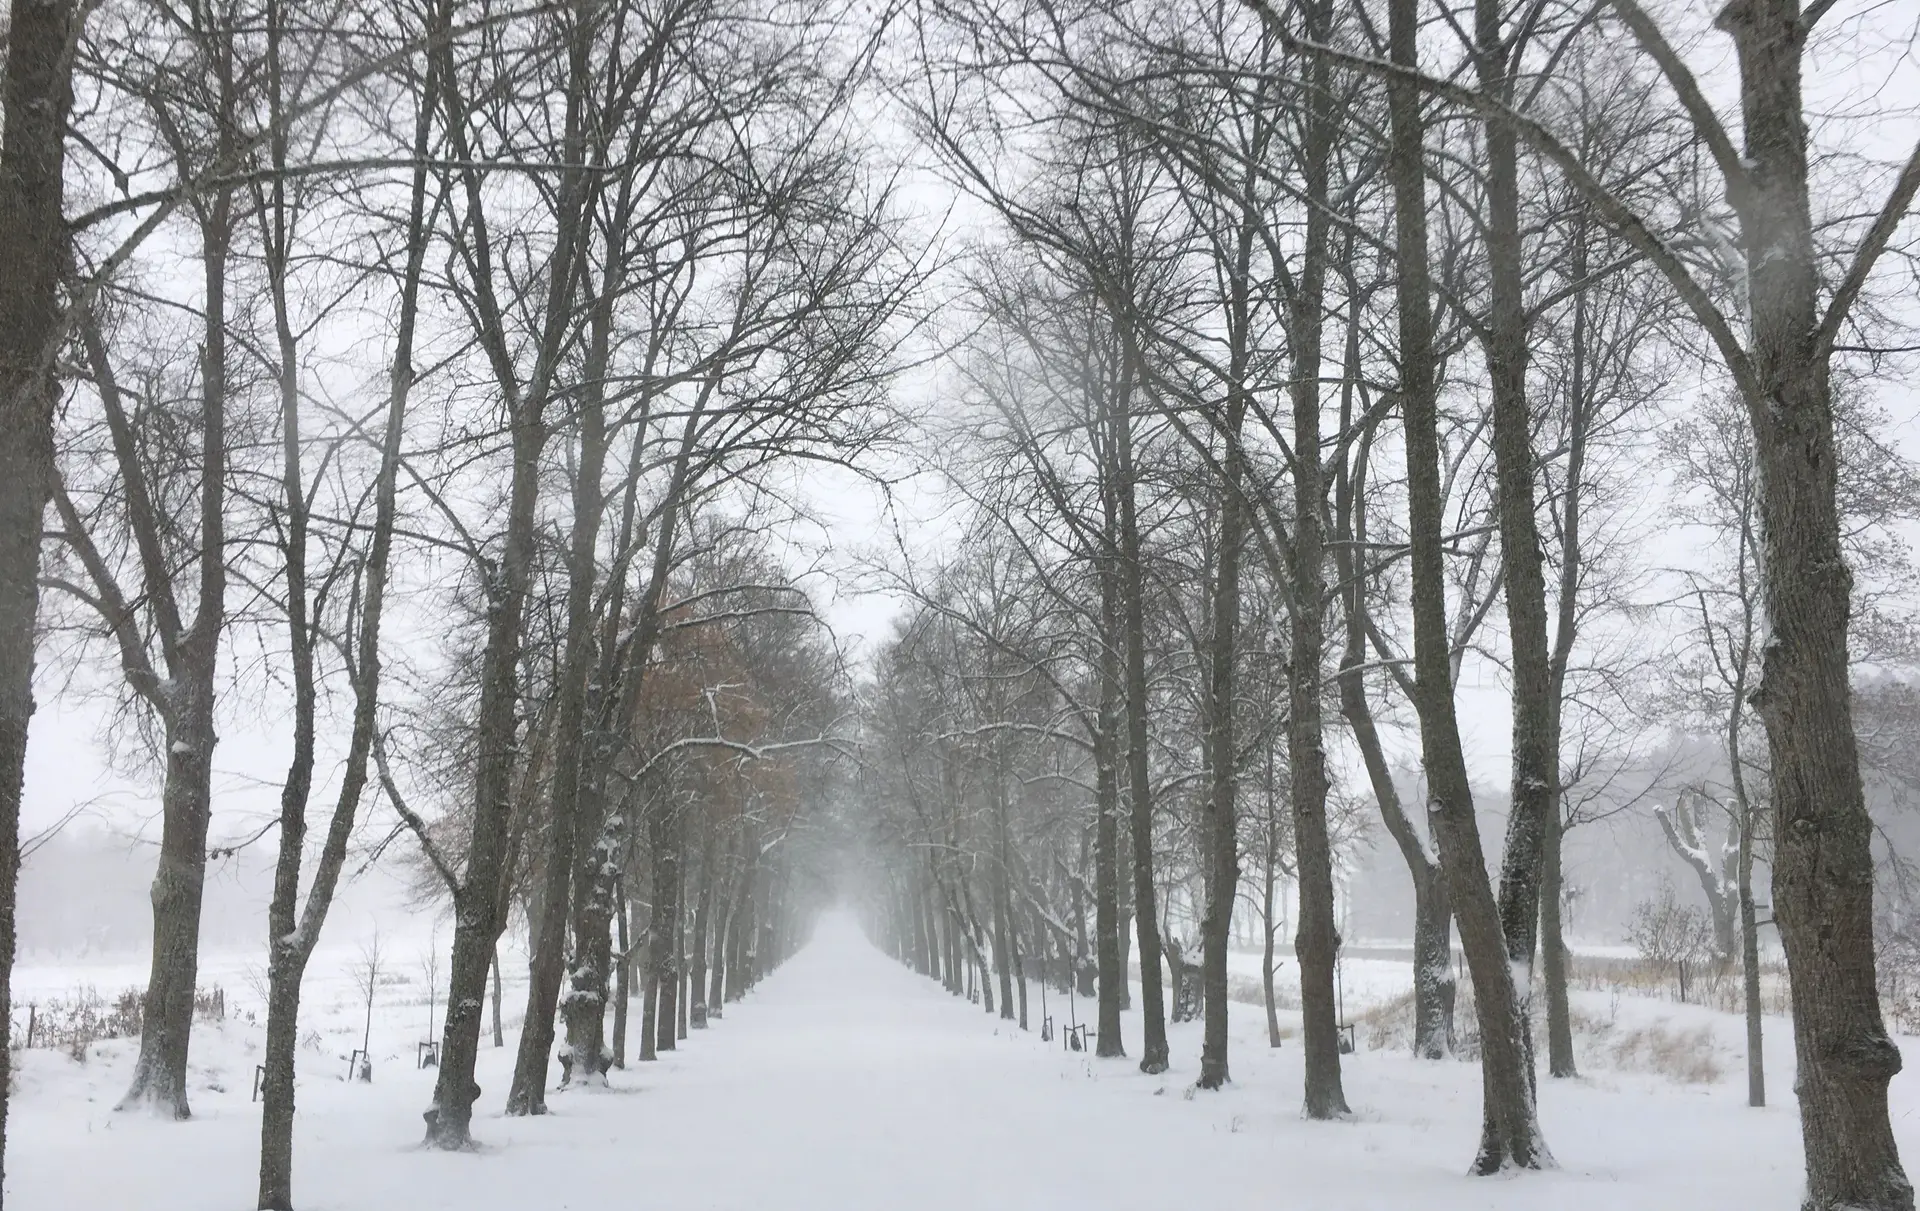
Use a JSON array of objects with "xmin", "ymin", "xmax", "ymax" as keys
[{"xmin": 20, "ymin": 0, "xmax": 1920, "ymax": 859}]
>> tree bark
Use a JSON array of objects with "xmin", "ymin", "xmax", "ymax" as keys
[
  {"xmin": 656, "ymin": 809, "xmax": 682, "ymax": 1052},
  {"xmin": 0, "ymin": 0, "xmax": 77, "ymax": 1185},
  {"xmin": 491, "ymin": 947, "xmax": 505, "ymax": 1049},
  {"xmin": 1094, "ymin": 574, "xmax": 1127, "ymax": 1055},
  {"xmin": 612, "ymin": 890, "xmax": 631, "ymax": 1064},
  {"xmin": 1113, "ymin": 345, "xmax": 1168, "ymax": 1075},
  {"xmin": 1716, "ymin": 5, "xmax": 1907, "ymax": 1202},
  {"xmin": 1474, "ymin": 4, "xmax": 1554, "ymax": 1155},
  {"xmin": 1286, "ymin": 0, "xmax": 1347, "ymax": 1116},
  {"xmin": 691, "ymin": 834, "xmax": 714, "ymax": 1028},
  {"xmin": 1388, "ymin": 0, "xmax": 1547, "ymax": 1171}
]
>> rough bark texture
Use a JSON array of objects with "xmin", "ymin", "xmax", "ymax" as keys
[
  {"xmin": 0, "ymin": 0, "xmax": 76, "ymax": 1188},
  {"xmin": 1388, "ymin": 0, "xmax": 1547, "ymax": 1171},
  {"xmin": 1716, "ymin": 3, "xmax": 1909, "ymax": 1204}
]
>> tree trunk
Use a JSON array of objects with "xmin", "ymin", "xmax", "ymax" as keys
[
  {"xmin": 507, "ymin": 839, "xmax": 571, "ymax": 1114},
  {"xmin": 992, "ymin": 751, "xmax": 1018, "ymax": 1023},
  {"xmin": 1198, "ymin": 166, "xmax": 1255, "ymax": 1088},
  {"xmin": 1261, "ymin": 898, "xmax": 1282, "ymax": 1048},
  {"xmin": 1717, "ymin": 8, "xmax": 1908, "ymax": 1204},
  {"xmin": 1475, "ymin": 3, "xmax": 1553, "ymax": 1155},
  {"xmin": 508, "ymin": 232, "xmax": 620, "ymax": 1109},
  {"xmin": 1388, "ymin": 0, "xmax": 1547, "ymax": 1171},
  {"xmin": 612, "ymin": 892, "xmax": 630, "ymax": 1065},
  {"xmin": 638, "ymin": 955, "xmax": 659, "ymax": 1063},
  {"xmin": 0, "ymin": 0, "xmax": 76, "ymax": 1184},
  {"xmin": 1330, "ymin": 346, "xmax": 1457, "ymax": 1062},
  {"xmin": 674, "ymin": 875, "xmax": 689, "ymax": 1041},
  {"xmin": 691, "ymin": 842, "xmax": 714, "ymax": 1028},
  {"xmin": 1540, "ymin": 807, "xmax": 1575, "ymax": 1077},
  {"xmin": 727, "ymin": 834, "xmax": 758, "ymax": 1001},
  {"xmin": 423, "ymin": 0, "xmax": 586, "ymax": 1139},
  {"xmin": 1094, "ymin": 656, "xmax": 1127, "ymax": 1057},
  {"xmin": 1113, "ymin": 350, "xmax": 1168, "ymax": 1076},
  {"xmin": 492, "ymin": 947, "xmax": 504, "ymax": 1049},
  {"xmin": 1286, "ymin": 0, "xmax": 1346, "ymax": 1116},
  {"xmin": 1540, "ymin": 205, "xmax": 1599, "ymax": 1083},
  {"xmin": 123, "ymin": 146, "xmax": 233, "ymax": 1119},
  {"xmin": 652, "ymin": 801, "xmax": 682, "ymax": 1054}
]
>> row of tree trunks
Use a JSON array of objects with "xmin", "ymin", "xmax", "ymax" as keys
[{"xmin": 421, "ymin": 0, "xmax": 593, "ymax": 1139}]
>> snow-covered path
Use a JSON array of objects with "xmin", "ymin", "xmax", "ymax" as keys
[{"xmin": 13, "ymin": 910, "xmax": 1877, "ymax": 1209}]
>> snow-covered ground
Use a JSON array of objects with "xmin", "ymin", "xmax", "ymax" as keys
[{"xmin": 12, "ymin": 911, "xmax": 1918, "ymax": 1209}]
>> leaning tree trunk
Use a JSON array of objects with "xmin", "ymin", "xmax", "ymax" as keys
[
  {"xmin": 1331, "ymin": 273, "xmax": 1456, "ymax": 1063},
  {"xmin": 1387, "ymin": 0, "xmax": 1547, "ymax": 1171},
  {"xmin": 0, "ymin": 0, "xmax": 77, "ymax": 1182},
  {"xmin": 255, "ymin": 22, "xmax": 416, "ymax": 1196},
  {"xmin": 507, "ymin": 832, "xmax": 572, "ymax": 1113}
]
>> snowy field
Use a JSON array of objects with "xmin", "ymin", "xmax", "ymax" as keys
[{"xmin": 11, "ymin": 911, "xmax": 1918, "ymax": 1210}]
